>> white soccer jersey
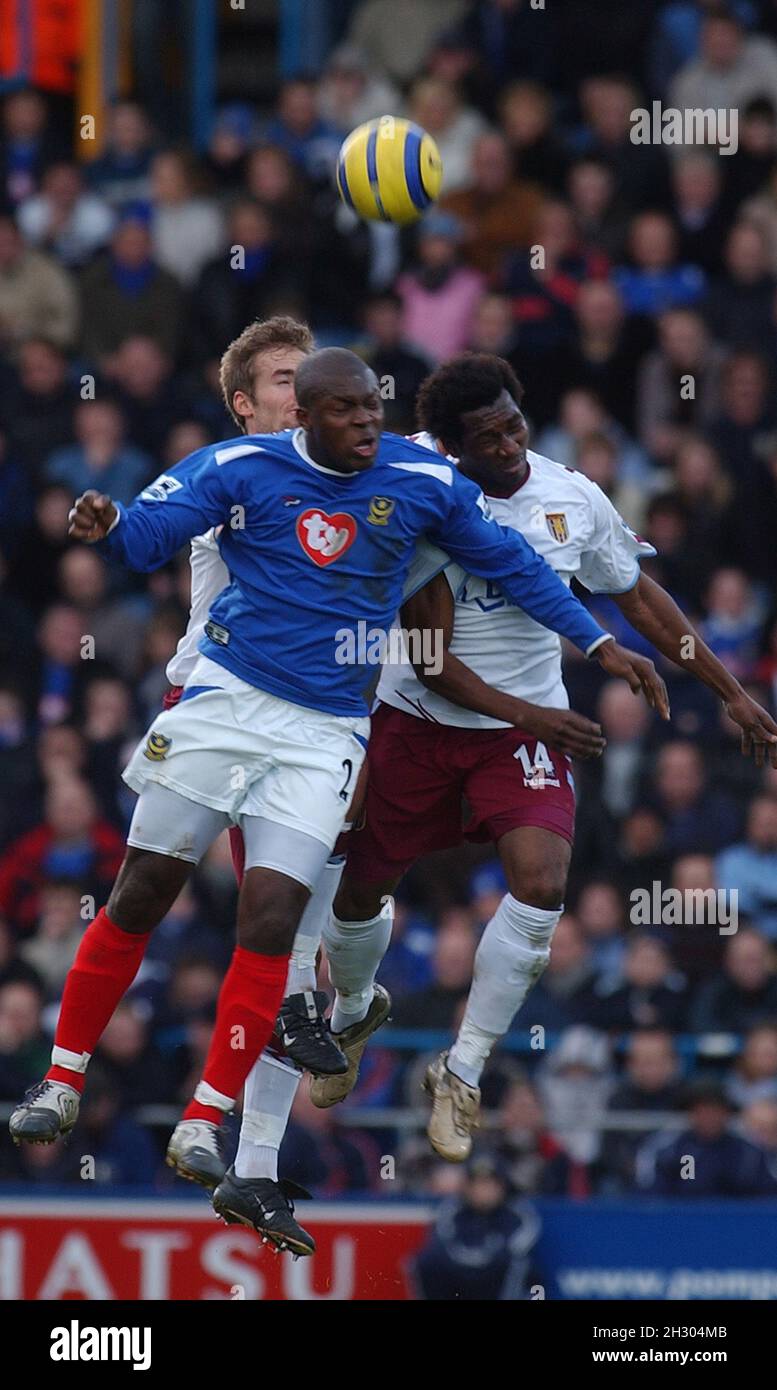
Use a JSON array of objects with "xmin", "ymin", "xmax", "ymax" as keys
[
  {"xmin": 377, "ymin": 446, "xmax": 657, "ymax": 729},
  {"xmin": 166, "ymin": 529, "xmax": 228, "ymax": 687}
]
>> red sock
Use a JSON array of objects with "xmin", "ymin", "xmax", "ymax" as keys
[
  {"xmin": 46, "ymin": 907, "xmax": 151, "ymax": 1094},
  {"xmin": 183, "ymin": 945, "xmax": 289, "ymax": 1124},
  {"xmin": 228, "ymin": 826, "xmax": 245, "ymax": 886}
]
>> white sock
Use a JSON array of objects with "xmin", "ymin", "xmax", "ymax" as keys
[
  {"xmin": 286, "ymin": 855, "xmax": 345, "ymax": 996},
  {"xmin": 324, "ymin": 901, "xmax": 393, "ymax": 1034},
  {"xmin": 234, "ymin": 1050, "xmax": 301, "ymax": 1181},
  {"xmin": 447, "ymin": 894, "xmax": 561, "ymax": 1088}
]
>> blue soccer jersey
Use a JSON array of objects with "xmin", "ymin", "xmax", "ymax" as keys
[{"xmin": 101, "ymin": 429, "xmax": 611, "ymax": 715}]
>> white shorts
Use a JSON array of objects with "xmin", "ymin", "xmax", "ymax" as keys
[{"xmin": 123, "ymin": 655, "xmax": 370, "ymax": 851}]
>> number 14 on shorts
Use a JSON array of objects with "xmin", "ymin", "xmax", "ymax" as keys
[{"xmin": 513, "ymin": 741, "xmax": 561, "ymax": 790}]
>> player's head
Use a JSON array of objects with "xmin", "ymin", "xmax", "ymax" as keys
[
  {"xmin": 219, "ymin": 315, "xmax": 314, "ymax": 434},
  {"xmin": 295, "ymin": 347, "xmax": 383, "ymax": 473},
  {"xmin": 417, "ymin": 353, "xmax": 528, "ymax": 493}
]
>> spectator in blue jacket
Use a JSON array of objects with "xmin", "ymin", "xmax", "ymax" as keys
[
  {"xmin": 717, "ymin": 796, "xmax": 777, "ymax": 939},
  {"xmin": 635, "ymin": 1081, "xmax": 777, "ymax": 1196}
]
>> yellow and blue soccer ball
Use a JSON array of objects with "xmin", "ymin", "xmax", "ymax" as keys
[{"xmin": 336, "ymin": 115, "xmax": 443, "ymax": 225}]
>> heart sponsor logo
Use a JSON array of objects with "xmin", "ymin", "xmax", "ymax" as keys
[{"xmin": 296, "ymin": 508, "xmax": 357, "ymax": 566}]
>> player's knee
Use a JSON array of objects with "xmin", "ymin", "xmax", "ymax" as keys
[
  {"xmin": 107, "ymin": 849, "xmax": 189, "ymax": 933},
  {"xmin": 518, "ymin": 869, "xmax": 566, "ymax": 912},
  {"xmin": 238, "ymin": 871, "xmax": 309, "ymax": 955},
  {"xmin": 334, "ymin": 876, "xmax": 388, "ymax": 922}
]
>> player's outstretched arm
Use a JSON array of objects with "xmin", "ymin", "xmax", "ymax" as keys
[
  {"xmin": 400, "ymin": 574, "xmax": 607, "ymax": 759},
  {"xmin": 614, "ymin": 572, "xmax": 777, "ymax": 766}
]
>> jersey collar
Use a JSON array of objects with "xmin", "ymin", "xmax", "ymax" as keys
[{"xmin": 292, "ymin": 428, "xmax": 357, "ymax": 477}]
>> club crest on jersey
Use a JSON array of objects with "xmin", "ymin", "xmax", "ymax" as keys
[
  {"xmin": 546, "ymin": 512, "xmax": 569, "ymax": 543},
  {"xmin": 366, "ymin": 496, "xmax": 395, "ymax": 526},
  {"xmin": 143, "ymin": 731, "xmax": 172, "ymax": 761},
  {"xmin": 296, "ymin": 508, "xmax": 357, "ymax": 566}
]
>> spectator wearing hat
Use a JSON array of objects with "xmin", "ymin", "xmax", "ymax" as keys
[
  {"xmin": 396, "ymin": 210, "xmax": 485, "ymax": 361},
  {"xmin": 635, "ymin": 1080, "xmax": 777, "ymax": 1196},
  {"xmin": 413, "ymin": 1152, "xmax": 542, "ymax": 1300}
]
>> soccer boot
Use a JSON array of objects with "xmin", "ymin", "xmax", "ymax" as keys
[
  {"xmin": 423, "ymin": 1051, "xmax": 481, "ymax": 1162},
  {"xmin": 9, "ymin": 1079, "xmax": 80, "ymax": 1144},
  {"xmin": 277, "ymin": 990, "xmax": 348, "ymax": 1076},
  {"xmin": 212, "ymin": 1168, "xmax": 316, "ymax": 1257},
  {"xmin": 166, "ymin": 1119, "xmax": 227, "ymax": 1188},
  {"xmin": 309, "ymin": 984, "xmax": 392, "ymax": 1109}
]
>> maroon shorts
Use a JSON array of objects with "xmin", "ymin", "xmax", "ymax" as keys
[{"xmin": 346, "ymin": 702, "xmax": 576, "ymax": 884}]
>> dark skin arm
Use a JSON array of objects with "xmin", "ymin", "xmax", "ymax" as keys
[
  {"xmin": 400, "ymin": 572, "xmax": 609, "ymax": 758},
  {"xmin": 613, "ymin": 572, "xmax": 777, "ymax": 767}
]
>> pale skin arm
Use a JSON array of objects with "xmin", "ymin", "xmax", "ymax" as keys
[{"xmin": 613, "ymin": 571, "xmax": 777, "ymax": 767}]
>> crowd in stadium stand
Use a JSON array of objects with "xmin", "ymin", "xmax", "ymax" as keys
[{"xmin": 4, "ymin": 0, "xmax": 777, "ymax": 1202}]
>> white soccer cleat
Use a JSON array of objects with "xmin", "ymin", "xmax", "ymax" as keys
[
  {"xmin": 9, "ymin": 1079, "xmax": 80, "ymax": 1144},
  {"xmin": 423, "ymin": 1051, "xmax": 481, "ymax": 1162},
  {"xmin": 166, "ymin": 1119, "xmax": 227, "ymax": 1188}
]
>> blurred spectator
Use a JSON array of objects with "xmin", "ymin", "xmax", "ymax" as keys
[
  {"xmin": 191, "ymin": 201, "xmax": 299, "ymax": 369},
  {"xmin": 108, "ymin": 335, "xmax": 196, "ymax": 459},
  {"xmin": 699, "ymin": 568, "xmax": 763, "ymax": 681},
  {"xmin": 319, "ymin": 43, "xmax": 400, "ymax": 132},
  {"xmin": 0, "ymin": 89, "xmax": 66, "ymax": 208},
  {"xmin": 671, "ymin": 152, "xmax": 728, "ymax": 274},
  {"xmin": 17, "ymin": 162, "xmax": 114, "ymax": 268},
  {"xmin": 741, "ymin": 1096, "xmax": 777, "ymax": 1155},
  {"xmin": 347, "ymin": 0, "xmax": 468, "ymax": 85},
  {"xmin": 650, "ymin": 740, "xmax": 742, "ymax": 855},
  {"xmin": 441, "ymin": 131, "xmax": 544, "ymax": 276},
  {"xmin": 636, "ymin": 1080, "xmax": 777, "ymax": 1196},
  {"xmin": 79, "ymin": 211, "xmax": 183, "ymax": 363},
  {"xmin": 600, "ymin": 1029, "xmax": 684, "ymax": 1192},
  {"xmin": 244, "ymin": 145, "xmax": 314, "ymax": 266},
  {"xmin": 149, "ymin": 150, "xmax": 224, "ymax": 287},
  {"xmin": 727, "ymin": 1022, "xmax": 777, "ymax": 1106},
  {"xmin": 0, "ymin": 213, "xmax": 78, "ymax": 351},
  {"xmin": 2, "ymin": 339, "xmax": 77, "ymax": 479},
  {"xmin": 263, "ymin": 78, "xmax": 341, "ymax": 187},
  {"xmin": 705, "ymin": 220, "xmax": 777, "ymax": 349},
  {"xmin": 94, "ymin": 1003, "xmax": 177, "ymax": 1108},
  {"xmin": 538, "ymin": 1026, "xmax": 613, "ymax": 1189},
  {"xmin": 86, "ymin": 100, "xmax": 155, "ymax": 207},
  {"xmin": 203, "ymin": 103, "xmax": 253, "ymax": 194},
  {"xmin": 574, "ymin": 75, "xmax": 670, "ymax": 212},
  {"xmin": 499, "ymin": 80, "xmax": 568, "ymax": 190},
  {"xmin": 741, "ymin": 161, "xmax": 777, "ymax": 271},
  {"xmin": 356, "ymin": 291, "xmax": 431, "ymax": 431},
  {"xmin": 496, "ymin": 1079, "xmax": 572, "ymax": 1195},
  {"xmin": 62, "ymin": 1063, "xmax": 158, "ymax": 1186},
  {"xmin": 18, "ymin": 878, "xmax": 84, "ymax": 998},
  {"xmin": 536, "ymin": 387, "xmax": 649, "ymax": 485},
  {"xmin": 504, "ymin": 200, "xmax": 608, "ymax": 355},
  {"xmin": 0, "ymin": 777, "xmax": 123, "ymax": 936},
  {"xmin": 669, "ymin": 7, "xmax": 777, "ymax": 113},
  {"xmin": 723, "ymin": 95, "xmax": 777, "ymax": 214},
  {"xmin": 391, "ymin": 911, "xmax": 477, "ymax": 1028},
  {"xmin": 591, "ymin": 933, "xmax": 689, "ymax": 1031},
  {"xmin": 636, "ymin": 307, "xmax": 727, "ymax": 462},
  {"xmin": 396, "ymin": 211, "xmax": 484, "ymax": 362},
  {"xmin": 689, "ymin": 928, "xmax": 777, "ymax": 1032},
  {"xmin": 0, "ymin": 978, "xmax": 48, "ymax": 1098},
  {"xmin": 575, "ymin": 879, "xmax": 630, "ymax": 979},
  {"xmin": 716, "ymin": 795, "xmax": 777, "ymax": 938},
  {"xmin": 45, "ymin": 398, "xmax": 153, "ymax": 507},
  {"xmin": 413, "ymin": 1152, "xmax": 541, "ymax": 1301},
  {"xmin": 614, "ymin": 211, "xmax": 706, "ymax": 317},
  {"xmin": 545, "ymin": 281, "xmax": 649, "ymax": 433},
  {"xmin": 567, "ymin": 159, "xmax": 627, "ymax": 262},
  {"xmin": 407, "ymin": 77, "xmax": 488, "ymax": 196}
]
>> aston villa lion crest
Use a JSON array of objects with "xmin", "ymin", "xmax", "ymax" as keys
[{"xmin": 546, "ymin": 512, "xmax": 569, "ymax": 543}]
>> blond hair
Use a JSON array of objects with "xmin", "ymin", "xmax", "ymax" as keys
[{"xmin": 219, "ymin": 316, "xmax": 314, "ymax": 431}]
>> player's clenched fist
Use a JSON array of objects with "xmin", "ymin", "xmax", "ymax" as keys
[{"xmin": 68, "ymin": 490, "xmax": 118, "ymax": 542}]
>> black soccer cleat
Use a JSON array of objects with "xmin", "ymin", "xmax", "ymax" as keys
[
  {"xmin": 212, "ymin": 1168, "xmax": 316, "ymax": 1257},
  {"xmin": 9, "ymin": 1079, "xmax": 80, "ymax": 1145},
  {"xmin": 277, "ymin": 990, "xmax": 348, "ymax": 1076}
]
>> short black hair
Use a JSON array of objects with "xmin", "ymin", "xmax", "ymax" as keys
[{"xmin": 416, "ymin": 353, "xmax": 525, "ymax": 447}]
